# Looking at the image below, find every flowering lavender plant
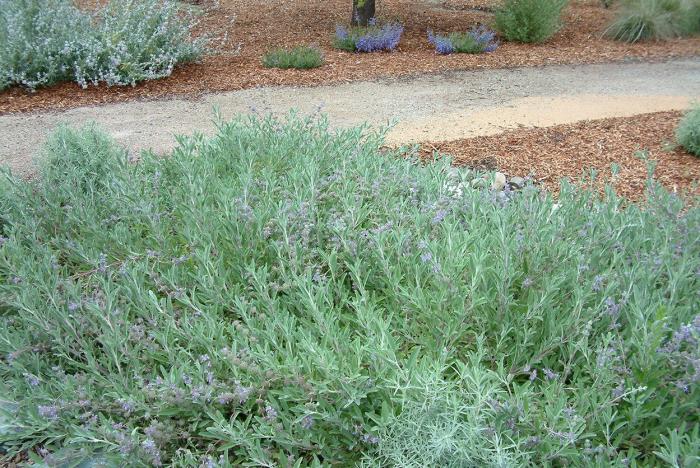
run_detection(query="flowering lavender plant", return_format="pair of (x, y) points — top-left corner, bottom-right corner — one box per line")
(333, 19), (404, 53)
(427, 26), (499, 55)
(1, 114), (699, 465)
(0, 0), (205, 91)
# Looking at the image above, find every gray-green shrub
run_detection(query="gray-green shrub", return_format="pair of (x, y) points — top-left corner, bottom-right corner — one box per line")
(677, 105), (700, 156)
(0, 115), (698, 465)
(494, 0), (568, 43)
(262, 46), (324, 69)
(0, 0), (204, 91)
(604, 0), (700, 42)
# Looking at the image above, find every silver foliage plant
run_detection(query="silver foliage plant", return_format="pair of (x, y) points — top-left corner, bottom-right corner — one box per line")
(0, 0), (205, 91)
(0, 115), (698, 465)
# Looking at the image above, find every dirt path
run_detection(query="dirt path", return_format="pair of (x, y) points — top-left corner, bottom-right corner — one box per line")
(1, 58), (698, 176)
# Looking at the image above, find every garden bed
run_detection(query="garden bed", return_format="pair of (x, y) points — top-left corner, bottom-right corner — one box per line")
(0, 0), (698, 114)
(1, 116), (698, 466)
(425, 111), (700, 200)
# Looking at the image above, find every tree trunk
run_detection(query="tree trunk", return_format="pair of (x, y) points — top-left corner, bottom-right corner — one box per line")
(351, 0), (376, 26)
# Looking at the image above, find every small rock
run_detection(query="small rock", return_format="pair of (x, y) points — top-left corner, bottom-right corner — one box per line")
(491, 172), (507, 191)
(509, 176), (526, 189)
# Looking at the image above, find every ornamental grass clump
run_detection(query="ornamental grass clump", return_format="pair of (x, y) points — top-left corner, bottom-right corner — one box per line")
(0, 0), (204, 91)
(333, 19), (404, 52)
(262, 46), (324, 69)
(604, 0), (700, 42)
(0, 114), (699, 465)
(427, 26), (499, 54)
(494, 0), (568, 43)
(676, 105), (700, 156)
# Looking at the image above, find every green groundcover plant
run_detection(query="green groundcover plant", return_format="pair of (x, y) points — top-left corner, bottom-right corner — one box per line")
(262, 46), (324, 69)
(0, 115), (699, 466)
(0, 0), (204, 91)
(494, 0), (568, 43)
(677, 105), (700, 156)
(604, 0), (700, 42)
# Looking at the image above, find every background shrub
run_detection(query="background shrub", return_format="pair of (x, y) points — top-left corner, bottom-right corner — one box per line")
(604, 0), (700, 42)
(0, 116), (699, 465)
(494, 0), (568, 43)
(334, 19), (404, 52)
(0, 0), (204, 91)
(678, 0), (700, 35)
(427, 26), (499, 54)
(677, 105), (700, 156)
(262, 46), (324, 69)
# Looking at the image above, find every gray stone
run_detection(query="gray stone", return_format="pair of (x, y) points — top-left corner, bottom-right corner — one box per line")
(509, 176), (526, 189)
(491, 172), (507, 191)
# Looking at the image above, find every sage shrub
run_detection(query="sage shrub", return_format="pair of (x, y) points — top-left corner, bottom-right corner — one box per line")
(0, 115), (698, 465)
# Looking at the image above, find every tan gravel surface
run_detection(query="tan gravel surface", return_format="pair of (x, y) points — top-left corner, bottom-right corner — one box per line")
(2, 0), (699, 114)
(1, 59), (698, 177)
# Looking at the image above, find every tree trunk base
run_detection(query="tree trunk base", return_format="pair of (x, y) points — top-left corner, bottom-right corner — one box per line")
(351, 0), (376, 26)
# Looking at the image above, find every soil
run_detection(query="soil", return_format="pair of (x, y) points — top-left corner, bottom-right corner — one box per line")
(1, 59), (698, 177)
(427, 111), (700, 200)
(1, 0), (699, 114)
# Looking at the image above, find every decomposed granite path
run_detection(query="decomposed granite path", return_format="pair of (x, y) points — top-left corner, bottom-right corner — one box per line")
(1, 58), (698, 176)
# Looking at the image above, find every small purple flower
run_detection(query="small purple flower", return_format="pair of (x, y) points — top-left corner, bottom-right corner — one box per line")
(522, 277), (534, 288)
(301, 414), (314, 429)
(605, 297), (622, 319)
(420, 251), (433, 263)
(142, 438), (162, 466)
(338, 21), (404, 53)
(217, 392), (235, 405)
(264, 405), (278, 421)
(312, 269), (326, 283)
(24, 373), (40, 387)
(335, 24), (349, 41)
(469, 25), (499, 53)
(235, 383), (252, 403)
(612, 382), (625, 399)
(592, 275), (604, 292)
(97, 253), (107, 273)
(38, 404), (59, 420)
(427, 30), (455, 54)
(427, 26), (498, 55)
(529, 369), (537, 381)
(543, 368), (559, 381)
(432, 209), (448, 224)
(362, 433), (380, 444)
(119, 399), (135, 414)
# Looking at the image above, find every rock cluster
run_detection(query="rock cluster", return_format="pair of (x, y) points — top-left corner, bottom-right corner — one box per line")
(445, 168), (531, 199)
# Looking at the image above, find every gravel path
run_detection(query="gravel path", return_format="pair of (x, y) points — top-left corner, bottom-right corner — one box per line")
(1, 58), (698, 176)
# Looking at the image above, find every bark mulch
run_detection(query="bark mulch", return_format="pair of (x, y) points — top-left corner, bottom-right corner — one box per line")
(1, 0), (699, 115)
(423, 111), (700, 200)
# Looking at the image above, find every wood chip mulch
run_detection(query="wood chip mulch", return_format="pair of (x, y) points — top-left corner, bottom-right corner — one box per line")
(1, 0), (699, 115)
(423, 111), (700, 200)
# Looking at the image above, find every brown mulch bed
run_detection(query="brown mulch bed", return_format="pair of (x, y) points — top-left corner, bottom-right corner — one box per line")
(423, 111), (700, 200)
(1, 0), (699, 115)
